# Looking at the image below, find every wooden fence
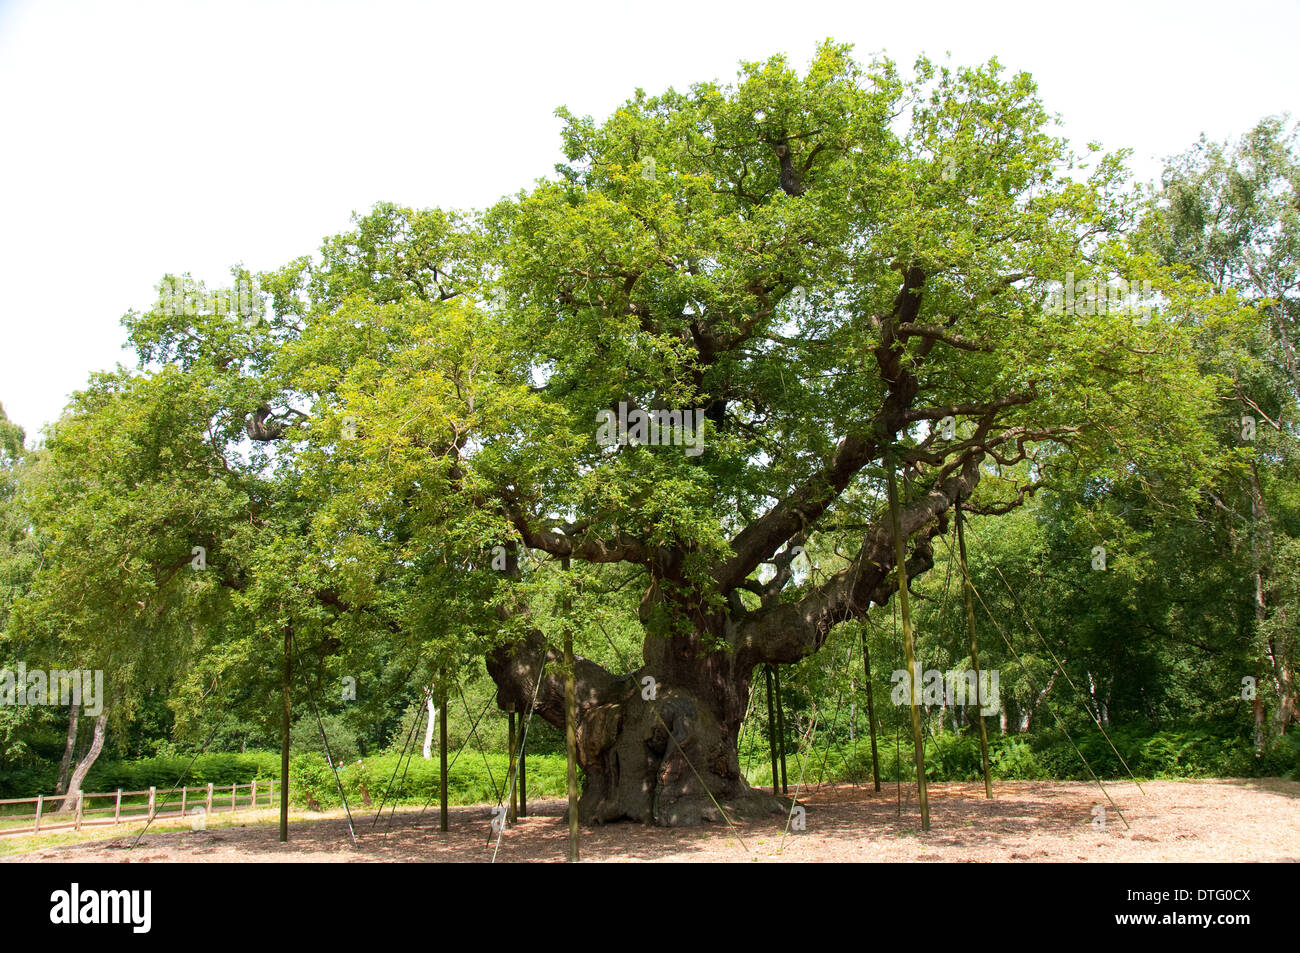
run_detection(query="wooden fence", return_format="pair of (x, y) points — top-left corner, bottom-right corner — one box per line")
(0, 779), (278, 837)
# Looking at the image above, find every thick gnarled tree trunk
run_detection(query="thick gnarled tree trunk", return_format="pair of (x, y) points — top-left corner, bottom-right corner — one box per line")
(490, 634), (781, 825)
(488, 467), (975, 826)
(575, 666), (772, 826)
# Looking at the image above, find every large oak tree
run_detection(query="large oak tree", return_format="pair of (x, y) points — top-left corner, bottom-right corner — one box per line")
(8, 44), (1221, 824)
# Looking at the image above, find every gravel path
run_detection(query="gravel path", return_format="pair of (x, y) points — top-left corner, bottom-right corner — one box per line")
(6, 779), (1297, 863)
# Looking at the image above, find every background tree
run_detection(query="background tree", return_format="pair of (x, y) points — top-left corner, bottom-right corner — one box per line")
(1134, 116), (1300, 733)
(0, 402), (45, 767)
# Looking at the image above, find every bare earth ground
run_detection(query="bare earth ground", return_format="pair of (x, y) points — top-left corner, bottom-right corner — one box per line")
(4, 779), (1297, 863)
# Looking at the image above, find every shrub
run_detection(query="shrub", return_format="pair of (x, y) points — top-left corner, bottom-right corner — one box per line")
(290, 751), (570, 812)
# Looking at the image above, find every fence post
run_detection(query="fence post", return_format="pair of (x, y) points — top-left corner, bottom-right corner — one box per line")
(206, 782), (213, 815)
(250, 779), (257, 809)
(75, 793), (84, 831)
(230, 783), (237, 812)
(34, 795), (43, 833)
(114, 789), (122, 823)
(147, 786), (156, 820)
(180, 785), (187, 816)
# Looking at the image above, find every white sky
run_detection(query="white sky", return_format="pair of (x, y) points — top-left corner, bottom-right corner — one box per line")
(1, 0), (1296, 441)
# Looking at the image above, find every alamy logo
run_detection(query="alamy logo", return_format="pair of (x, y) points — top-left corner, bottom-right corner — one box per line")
(49, 883), (151, 933)
(890, 666), (1000, 715)
(156, 277), (265, 327)
(0, 665), (103, 716)
(595, 402), (706, 457)
(1044, 272), (1155, 320)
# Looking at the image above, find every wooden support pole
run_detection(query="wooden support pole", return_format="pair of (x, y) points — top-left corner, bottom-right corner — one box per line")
(75, 792), (84, 831)
(886, 455), (929, 831)
(205, 782), (213, 816)
(512, 712), (522, 816)
(564, 634), (579, 861)
(280, 623), (291, 842)
(230, 783), (236, 813)
(860, 629), (882, 792)
(507, 707), (518, 825)
(439, 679), (449, 833)
(181, 785), (187, 816)
(562, 554), (579, 862)
(148, 786), (157, 821)
(34, 794), (43, 832)
(773, 665), (788, 794)
(765, 665), (780, 795)
(956, 499), (994, 799)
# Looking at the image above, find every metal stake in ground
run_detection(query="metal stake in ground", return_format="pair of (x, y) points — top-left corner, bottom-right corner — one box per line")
(956, 498), (994, 799)
(886, 454), (929, 831)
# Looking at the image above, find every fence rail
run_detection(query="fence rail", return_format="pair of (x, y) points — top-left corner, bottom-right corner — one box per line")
(0, 779), (278, 837)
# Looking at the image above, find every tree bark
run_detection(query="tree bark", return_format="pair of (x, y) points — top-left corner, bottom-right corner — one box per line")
(55, 705), (79, 796)
(1265, 633), (1297, 732)
(1247, 462), (1299, 732)
(57, 712), (107, 812)
(489, 628), (780, 826)
(422, 687), (438, 760)
(1019, 674), (1055, 734)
